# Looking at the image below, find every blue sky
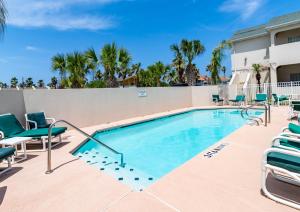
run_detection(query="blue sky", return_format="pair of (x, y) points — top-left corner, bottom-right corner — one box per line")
(0, 0), (300, 84)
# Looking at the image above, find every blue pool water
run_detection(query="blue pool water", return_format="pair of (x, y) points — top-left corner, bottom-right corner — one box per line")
(74, 109), (263, 190)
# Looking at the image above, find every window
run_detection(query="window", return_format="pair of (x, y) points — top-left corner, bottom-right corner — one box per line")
(288, 36), (300, 43)
(290, 73), (300, 82)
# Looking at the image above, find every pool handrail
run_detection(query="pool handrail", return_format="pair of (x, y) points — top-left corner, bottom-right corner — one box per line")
(46, 120), (125, 174)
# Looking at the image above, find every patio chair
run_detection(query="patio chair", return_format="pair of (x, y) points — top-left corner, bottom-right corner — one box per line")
(254, 93), (267, 104)
(0, 147), (16, 175)
(212, 95), (224, 105)
(229, 95), (245, 106)
(25, 112), (55, 130)
(289, 100), (300, 119)
(272, 94), (289, 106)
(262, 148), (300, 209)
(0, 114), (66, 151)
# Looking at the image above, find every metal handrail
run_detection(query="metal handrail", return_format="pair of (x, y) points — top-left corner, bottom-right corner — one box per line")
(240, 106), (260, 126)
(46, 120), (125, 174)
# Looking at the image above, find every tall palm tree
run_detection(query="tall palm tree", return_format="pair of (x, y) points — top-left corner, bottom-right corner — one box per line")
(118, 48), (132, 87)
(49, 77), (58, 89)
(37, 80), (44, 88)
(51, 54), (67, 86)
(252, 63), (262, 93)
(100, 43), (118, 87)
(170, 44), (185, 84)
(66, 52), (88, 88)
(180, 39), (205, 86)
(0, 0), (7, 35)
(207, 40), (231, 84)
(25, 77), (34, 88)
(147, 61), (170, 87)
(85, 48), (99, 81)
(10, 77), (18, 88)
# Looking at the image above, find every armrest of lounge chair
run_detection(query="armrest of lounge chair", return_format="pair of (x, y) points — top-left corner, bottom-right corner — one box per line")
(45, 117), (55, 124)
(0, 131), (4, 140)
(279, 132), (300, 138)
(272, 136), (300, 152)
(26, 119), (38, 130)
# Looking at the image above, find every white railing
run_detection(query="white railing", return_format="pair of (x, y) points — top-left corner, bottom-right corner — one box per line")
(240, 81), (300, 102)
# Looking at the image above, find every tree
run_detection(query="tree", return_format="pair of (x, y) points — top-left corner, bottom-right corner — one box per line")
(180, 39), (205, 86)
(0, 0), (6, 35)
(131, 63), (142, 86)
(138, 62), (170, 87)
(48, 77), (58, 89)
(207, 40), (231, 84)
(66, 52), (89, 88)
(25, 77), (34, 88)
(10, 77), (18, 88)
(100, 43), (118, 87)
(117, 48), (132, 87)
(95, 71), (103, 81)
(37, 80), (44, 88)
(252, 64), (262, 93)
(52, 54), (67, 87)
(85, 48), (100, 81)
(170, 44), (185, 83)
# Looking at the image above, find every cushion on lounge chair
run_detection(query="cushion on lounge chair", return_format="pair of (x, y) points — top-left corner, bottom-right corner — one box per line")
(278, 139), (300, 151)
(267, 152), (300, 174)
(0, 147), (16, 160)
(27, 112), (50, 129)
(288, 123), (300, 134)
(255, 94), (267, 102)
(230, 95), (245, 102)
(291, 101), (300, 112)
(15, 127), (67, 138)
(0, 114), (25, 138)
(212, 95), (223, 102)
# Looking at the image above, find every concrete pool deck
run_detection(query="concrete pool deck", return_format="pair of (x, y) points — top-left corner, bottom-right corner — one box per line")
(0, 106), (299, 212)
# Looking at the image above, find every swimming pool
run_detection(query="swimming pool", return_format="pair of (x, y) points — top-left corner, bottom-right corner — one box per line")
(73, 109), (263, 190)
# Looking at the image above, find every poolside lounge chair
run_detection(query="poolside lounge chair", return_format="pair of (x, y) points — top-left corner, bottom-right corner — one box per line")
(25, 112), (55, 130)
(254, 93), (267, 105)
(0, 147), (16, 175)
(212, 95), (224, 105)
(289, 100), (300, 119)
(262, 148), (300, 209)
(272, 94), (289, 106)
(0, 114), (66, 151)
(229, 95), (245, 106)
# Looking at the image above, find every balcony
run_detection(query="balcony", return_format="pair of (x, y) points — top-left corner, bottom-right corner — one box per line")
(270, 41), (300, 66)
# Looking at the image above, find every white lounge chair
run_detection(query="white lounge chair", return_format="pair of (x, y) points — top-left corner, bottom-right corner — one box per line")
(262, 148), (300, 209)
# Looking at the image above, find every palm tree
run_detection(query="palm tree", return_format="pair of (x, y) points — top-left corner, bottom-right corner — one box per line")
(147, 61), (170, 87)
(66, 52), (89, 88)
(252, 64), (262, 93)
(170, 44), (185, 84)
(0, 0), (6, 35)
(95, 71), (103, 80)
(37, 80), (44, 88)
(48, 77), (58, 89)
(10, 77), (18, 88)
(25, 77), (34, 88)
(207, 40), (231, 84)
(100, 43), (118, 87)
(180, 39), (205, 86)
(85, 48), (99, 81)
(51, 54), (67, 87)
(118, 48), (132, 87)
(131, 63), (142, 86)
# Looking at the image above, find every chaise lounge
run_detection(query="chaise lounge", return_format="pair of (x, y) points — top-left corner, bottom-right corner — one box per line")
(229, 95), (245, 106)
(0, 113), (67, 151)
(0, 147), (16, 175)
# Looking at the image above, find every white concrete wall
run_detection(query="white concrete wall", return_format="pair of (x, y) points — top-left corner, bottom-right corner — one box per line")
(0, 90), (26, 124)
(22, 88), (193, 127)
(231, 35), (270, 72)
(270, 42), (300, 66)
(191, 86), (219, 107)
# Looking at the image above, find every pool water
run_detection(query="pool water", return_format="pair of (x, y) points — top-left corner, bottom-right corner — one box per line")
(74, 109), (263, 190)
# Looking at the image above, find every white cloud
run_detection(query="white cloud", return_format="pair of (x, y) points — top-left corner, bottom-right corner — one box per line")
(25, 46), (39, 51)
(219, 0), (265, 20)
(6, 0), (120, 30)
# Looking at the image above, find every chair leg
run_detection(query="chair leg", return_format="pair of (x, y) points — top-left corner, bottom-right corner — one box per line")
(42, 138), (46, 151)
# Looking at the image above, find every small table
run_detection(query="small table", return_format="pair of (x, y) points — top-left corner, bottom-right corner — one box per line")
(0, 137), (31, 163)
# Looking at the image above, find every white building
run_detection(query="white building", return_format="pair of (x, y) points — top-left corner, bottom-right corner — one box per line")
(230, 11), (300, 88)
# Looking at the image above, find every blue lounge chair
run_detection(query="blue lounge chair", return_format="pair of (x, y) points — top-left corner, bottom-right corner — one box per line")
(0, 147), (16, 175)
(0, 114), (66, 151)
(272, 94), (288, 106)
(229, 95), (245, 106)
(262, 148), (300, 209)
(254, 93), (267, 104)
(212, 95), (224, 105)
